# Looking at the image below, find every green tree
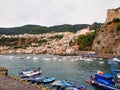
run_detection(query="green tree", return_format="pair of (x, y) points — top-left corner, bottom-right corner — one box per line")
(77, 31), (97, 50)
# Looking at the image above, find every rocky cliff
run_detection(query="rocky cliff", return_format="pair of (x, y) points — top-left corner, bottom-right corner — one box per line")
(92, 7), (120, 55)
(106, 7), (120, 22)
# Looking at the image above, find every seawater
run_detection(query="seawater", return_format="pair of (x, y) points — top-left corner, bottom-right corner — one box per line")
(0, 54), (111, 90)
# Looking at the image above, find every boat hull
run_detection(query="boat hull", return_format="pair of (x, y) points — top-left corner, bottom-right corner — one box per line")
(87, 79), (119, 90)
(43, 77), (55, 84)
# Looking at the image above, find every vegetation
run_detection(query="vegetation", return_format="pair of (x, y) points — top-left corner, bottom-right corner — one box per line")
(0, 23), (102, 35)
(77, 31), (98, 50)
(0, 37), (48, 48)
(116, 24), (120, 31)
(107, 21), (112, 25)
(97, 40), (101, 44)
(37, 39), (47, 45)
(49, 35), (64, 39)
(0, 37), (18, 46)
(112, 18), (120, 23)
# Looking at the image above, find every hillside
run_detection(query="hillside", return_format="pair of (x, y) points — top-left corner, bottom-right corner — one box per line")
(0, 23), (102, 35)
(92, 19), (120, 54)
(92, 7), (120, 55)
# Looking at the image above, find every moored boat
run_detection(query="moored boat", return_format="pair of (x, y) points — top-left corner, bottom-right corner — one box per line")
(31, 76), (45, 84)
(86, 71), (119, 90)
(52, 80), (74, 87)
(43, 77), (55, 83)
(52, 80), (87, 90)
(18, 67), (42, 77)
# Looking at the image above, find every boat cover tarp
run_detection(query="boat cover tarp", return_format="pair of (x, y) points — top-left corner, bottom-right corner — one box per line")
(95, 74), (113, 85)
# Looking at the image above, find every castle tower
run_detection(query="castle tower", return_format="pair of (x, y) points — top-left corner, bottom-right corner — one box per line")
(106, 7), (120, 22)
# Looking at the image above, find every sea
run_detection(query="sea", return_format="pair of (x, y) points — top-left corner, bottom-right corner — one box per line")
(0, 54), (112, 90)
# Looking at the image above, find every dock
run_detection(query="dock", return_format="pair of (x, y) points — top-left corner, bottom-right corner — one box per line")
(0, 66), (8, 75)
(0, 66), (47, 90)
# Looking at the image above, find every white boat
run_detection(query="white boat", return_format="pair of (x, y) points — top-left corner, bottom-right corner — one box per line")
(19, 67), (42, 77)
(21, 71), (42, 77)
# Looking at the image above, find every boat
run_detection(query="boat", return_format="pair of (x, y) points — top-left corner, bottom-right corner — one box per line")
(52, 80), (86, 90)
(75, 86), (87, 90)
(66, 86), (86, 90)
(87, 56), (120, 90)
(18, 67), (42, 77)
(43, 77), (55, 83)
(30, 76), (55, 84)
(87, 71), (120, 90)
(20, 76), (33, 81)
(31, 77), (45, 84)
(52, 80), (74, 87)
(109, 56), (120, 88)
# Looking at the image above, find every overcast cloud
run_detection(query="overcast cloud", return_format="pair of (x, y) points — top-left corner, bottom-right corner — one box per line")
(0, 0), (120, 27)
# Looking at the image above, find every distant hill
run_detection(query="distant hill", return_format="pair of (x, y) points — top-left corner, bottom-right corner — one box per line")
(0, 23), (102, 35)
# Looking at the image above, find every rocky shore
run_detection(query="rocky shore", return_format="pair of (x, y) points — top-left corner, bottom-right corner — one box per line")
(0, 46), (116, 59)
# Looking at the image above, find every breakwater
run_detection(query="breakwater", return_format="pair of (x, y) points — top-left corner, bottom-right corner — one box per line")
(0, 66), (47, 90)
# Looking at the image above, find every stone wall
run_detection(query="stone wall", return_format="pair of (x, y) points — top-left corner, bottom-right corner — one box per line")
(106, 7), (120, 22)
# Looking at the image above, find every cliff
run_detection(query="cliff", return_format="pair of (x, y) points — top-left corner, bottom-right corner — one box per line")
(92, 7), (120, 55)
(106, 7), (120, 22)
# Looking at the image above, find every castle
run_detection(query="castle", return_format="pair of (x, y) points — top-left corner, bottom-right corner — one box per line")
(106, 7), (120, 22)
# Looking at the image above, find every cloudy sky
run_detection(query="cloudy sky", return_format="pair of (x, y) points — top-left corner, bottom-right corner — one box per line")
(0, 0), (120, 27)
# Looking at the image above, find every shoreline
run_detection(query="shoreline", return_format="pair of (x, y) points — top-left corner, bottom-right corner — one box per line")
(0, 51), (117, 59)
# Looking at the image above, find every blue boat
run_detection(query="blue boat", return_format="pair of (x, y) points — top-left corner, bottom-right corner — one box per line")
(87, 56), (120, 90)
(31, 77), (45, 84)
(43, 77), (55, 84)
(109, 56), (120, 88)
(52, 80), (87, 90)
(52, 80), (74, 87)
(87, 72), (119, 90)
(66, 87), (86, 90)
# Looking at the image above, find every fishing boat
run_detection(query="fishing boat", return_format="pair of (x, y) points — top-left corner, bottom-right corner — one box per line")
(87, 56), (120, 90)
(86, 71), (119, 90)
(109, 56), (120, 88)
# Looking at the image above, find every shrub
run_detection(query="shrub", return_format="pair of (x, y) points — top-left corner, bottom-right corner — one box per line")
(107, 21), (112, 25)
(49, 35), (64, 39)
(110, 30), (114, 33)
(77, 31), (97, 50)
(112, 18), (120, 23)
(116, 24), (120, 31)
(38, 39), (47, 43)
(97, 40), (101, 44)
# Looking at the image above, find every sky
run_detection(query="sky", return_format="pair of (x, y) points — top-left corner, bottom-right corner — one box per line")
(0, 0), (120, 27)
